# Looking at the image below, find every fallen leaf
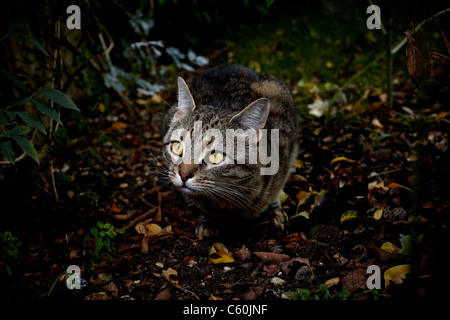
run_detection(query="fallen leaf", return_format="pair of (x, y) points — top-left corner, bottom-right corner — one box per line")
(102, 281), (119, 299)
(209, 242), (235, 264)
(271, 277), (286, 286)
(110, 203), (122, 213)
(155, 287), (171, 300)
(387, 182), (411, 191)
(183, 256), (197, 265)
(243, 286), (265, 300)
(254, 252), (290, 264)
(235, 246), (252, 262)
(110, 121), (128, 130)
(324, 277), (340, 288)
(340, 210), (358, 223)
(135, 222), (162, 236)
(162, 268), (179, 286)
(342, 268), (367, 292)
(373, 207), (384, 220)
(330, 156), (356, 166)
(381, 242), (400, 254)
(384, 264), (412, 288)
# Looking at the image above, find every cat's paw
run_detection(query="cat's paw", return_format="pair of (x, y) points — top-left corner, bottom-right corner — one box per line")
(195, 217), (219, 239)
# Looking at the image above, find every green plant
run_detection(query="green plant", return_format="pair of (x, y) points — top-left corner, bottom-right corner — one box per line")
(0, 231), (21, 275)
(0, 26), (80, 165)
(0, 231), (21, 257)
(286, 284), (351, 300)
(85, 221), (118, 265)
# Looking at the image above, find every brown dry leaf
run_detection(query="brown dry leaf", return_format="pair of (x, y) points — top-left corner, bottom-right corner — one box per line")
(110, 203), (123, 213)
(342, 268), (367, 292)
(405, 28), (419, 79)
(135, 222), (162, 236)
(235, 246), (252, 262)
(435, 19), (450, 56)
(243, 286), (265, 300)
(102, 281), (119, 299)
(254, 252), (290, 264)
(162, 267), (179, 286)
(183, 256), (197, 265)
(155, 287), (171, 300)
(280, 257), (314, 277)
(161, 267), (200, 299)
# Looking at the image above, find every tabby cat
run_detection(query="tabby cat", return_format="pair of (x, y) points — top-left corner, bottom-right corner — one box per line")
(162, 65), (298, 237)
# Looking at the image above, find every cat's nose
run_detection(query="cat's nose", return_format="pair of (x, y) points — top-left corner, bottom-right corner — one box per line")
(179, 171), (194, 182)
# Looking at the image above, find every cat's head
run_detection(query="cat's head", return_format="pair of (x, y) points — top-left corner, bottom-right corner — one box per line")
(162, 77), (270, 201)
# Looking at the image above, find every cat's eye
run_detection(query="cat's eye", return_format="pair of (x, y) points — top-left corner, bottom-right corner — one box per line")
(208, 151), (225, 164)
(170, 141), (184, 156)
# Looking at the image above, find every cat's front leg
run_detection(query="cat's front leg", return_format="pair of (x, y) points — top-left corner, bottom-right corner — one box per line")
(195, 214), (219, 239)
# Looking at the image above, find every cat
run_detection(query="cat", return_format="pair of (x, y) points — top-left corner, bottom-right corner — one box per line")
(162, 65), (298, 238)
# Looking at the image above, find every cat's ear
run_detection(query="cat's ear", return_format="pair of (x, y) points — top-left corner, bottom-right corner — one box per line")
(175, 77), (196, 121)
(230, 98), (270, 130)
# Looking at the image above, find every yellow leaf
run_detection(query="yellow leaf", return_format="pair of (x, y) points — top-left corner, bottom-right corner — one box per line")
(381, 242), (400, 254)
(324, 277), (340, 288)
(294, 159), (304, 169)
(330, 157), (356, 166)
(373, 208), (384, 220)
(135, 222), (162, 236)
(111, 121), (128, 130)
(98, 102), (106, 112)
(209, 242), (234, 264)
(146, 223), (162, 236)
(384, 265), (412, 288)
(340, 210), (358, 223)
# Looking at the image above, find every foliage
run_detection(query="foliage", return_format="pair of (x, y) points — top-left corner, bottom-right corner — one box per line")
(0, 230), (21, 257)
(286, 284), (351, 300)
(0, 26), (80, 165)
(85, 221), (119, 266)
(0, 230), (21, 276)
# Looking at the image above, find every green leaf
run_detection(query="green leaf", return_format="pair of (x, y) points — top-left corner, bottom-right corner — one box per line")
(90, 227), (99, 238)
(1, 69), (27, 93)
(7, 125), (31, 136)
(31, 98), (62, 124)
(104, 237), (111, 248)
(7, 96), (29, 109)
(18, 34), (50, 57)
(0, 140), (16, 164)
(95, 238), (104, 250)
(38, 88), (80, 111)
(0, 115), (11, 125)
(97, 221), (105, 229)
(16, 111), (46, 134)
(106, 230), (117, 238)
(11, 135), (39, 164)
(399, 234), (413, 256)
(285, 288), (311, 300)
(266, 0), (275, 8)
(340, 210), (358, 223)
